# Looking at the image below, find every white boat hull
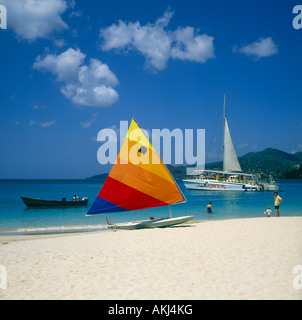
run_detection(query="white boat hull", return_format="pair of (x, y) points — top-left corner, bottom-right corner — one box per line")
(107, 216), (194, 230)
(183, 179), (262, 191)
(262, 184), (279, 191)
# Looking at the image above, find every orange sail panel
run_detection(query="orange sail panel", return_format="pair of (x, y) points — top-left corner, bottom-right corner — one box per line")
(87, 119), (185, 215)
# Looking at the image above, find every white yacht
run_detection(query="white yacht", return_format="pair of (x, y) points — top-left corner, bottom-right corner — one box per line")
(183, 95), (278, 192)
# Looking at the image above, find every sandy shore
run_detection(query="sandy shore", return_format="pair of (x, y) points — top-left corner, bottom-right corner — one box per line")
(1, 217), (302, 300)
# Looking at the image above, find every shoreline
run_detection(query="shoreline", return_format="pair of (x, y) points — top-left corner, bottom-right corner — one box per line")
(0, 215), (298, 242)
(1, 217), (302, 300)
(0, 215), (299, 242)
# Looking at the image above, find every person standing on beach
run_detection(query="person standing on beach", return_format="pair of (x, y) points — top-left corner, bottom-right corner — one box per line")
(274, 192), (283, 217)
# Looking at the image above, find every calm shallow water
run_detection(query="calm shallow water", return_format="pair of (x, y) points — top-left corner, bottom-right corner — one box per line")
(0, 179), (301, 234)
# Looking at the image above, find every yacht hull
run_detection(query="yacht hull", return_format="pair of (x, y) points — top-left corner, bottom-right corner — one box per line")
(183, 179), (263, 191)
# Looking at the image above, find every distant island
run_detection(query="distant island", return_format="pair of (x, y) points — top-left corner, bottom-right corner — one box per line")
(87, 148), (302, 180)
(86, 173), (109, 181)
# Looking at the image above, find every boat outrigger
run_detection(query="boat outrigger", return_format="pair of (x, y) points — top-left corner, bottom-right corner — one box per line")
(183, 95), (279, 192)
(86, 118), (194, 230)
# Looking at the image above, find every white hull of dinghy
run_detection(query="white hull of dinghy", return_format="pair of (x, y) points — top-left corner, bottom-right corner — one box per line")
(107, 215), (194, 230)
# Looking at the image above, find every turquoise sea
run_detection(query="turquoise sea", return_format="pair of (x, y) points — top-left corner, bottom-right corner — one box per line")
(0, 179), (301, 235)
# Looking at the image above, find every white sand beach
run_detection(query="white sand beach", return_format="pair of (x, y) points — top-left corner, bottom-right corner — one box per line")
(1, 217), (302, 300)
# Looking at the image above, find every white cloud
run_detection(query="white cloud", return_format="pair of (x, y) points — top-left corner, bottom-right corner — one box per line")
(234, 37), (278, 59)
(81, 113), (98, 128)
(171, 27), (214, 63)
(33, 103), (48, 110)
(54, 38), (67, 47)
(29, 119), (57, 128)
(2, 0), (68, 41)
(238, 142), (249, 149)
(69, 0), (82, 18)
(33, 48), (119, 107)
(100, 9), (215, 71)
(34, 48), (85, 82)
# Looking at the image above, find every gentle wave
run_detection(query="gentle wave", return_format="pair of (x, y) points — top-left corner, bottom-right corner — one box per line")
(15, 224), (108, 235)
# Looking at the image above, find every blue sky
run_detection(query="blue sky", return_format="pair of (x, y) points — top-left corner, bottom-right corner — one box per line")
(0, 0), (301, 179)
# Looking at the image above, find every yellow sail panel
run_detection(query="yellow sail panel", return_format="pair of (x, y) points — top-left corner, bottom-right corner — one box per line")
(126, 119), (153, 149)
(118, 124), (175, 185)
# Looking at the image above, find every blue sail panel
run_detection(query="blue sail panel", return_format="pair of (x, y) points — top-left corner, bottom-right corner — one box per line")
(87, 196), (128, 215)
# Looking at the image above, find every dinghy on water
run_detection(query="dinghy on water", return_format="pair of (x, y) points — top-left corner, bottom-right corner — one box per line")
(86, 118), (194, 230)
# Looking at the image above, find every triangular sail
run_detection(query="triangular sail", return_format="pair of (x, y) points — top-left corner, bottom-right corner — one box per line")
(223, 117), (242, 172)
(87, 119), (186, 215)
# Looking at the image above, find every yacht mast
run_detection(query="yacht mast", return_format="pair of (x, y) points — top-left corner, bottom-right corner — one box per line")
(223, 94), (226, 120)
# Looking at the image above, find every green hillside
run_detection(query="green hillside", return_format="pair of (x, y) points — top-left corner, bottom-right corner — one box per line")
(87, 148), (302, 180)
(207, 148), (302, 178)
(171, 148), (302, 179)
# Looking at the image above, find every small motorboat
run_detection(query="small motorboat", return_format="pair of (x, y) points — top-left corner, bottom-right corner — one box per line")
(21, 196), (88, 208)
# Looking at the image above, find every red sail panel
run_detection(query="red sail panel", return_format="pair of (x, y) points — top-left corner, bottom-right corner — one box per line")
(99, 176), (168, 211)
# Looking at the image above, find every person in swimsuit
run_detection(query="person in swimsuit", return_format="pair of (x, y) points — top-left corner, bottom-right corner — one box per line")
(207, 202), (213, 214)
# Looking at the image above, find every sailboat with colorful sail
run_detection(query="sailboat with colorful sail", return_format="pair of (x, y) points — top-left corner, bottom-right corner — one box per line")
(86, 118), (194, 230)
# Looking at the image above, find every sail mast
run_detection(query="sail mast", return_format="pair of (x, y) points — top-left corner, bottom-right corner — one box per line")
(223, 94), (226, 120)
(169, 205), (172, 219)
